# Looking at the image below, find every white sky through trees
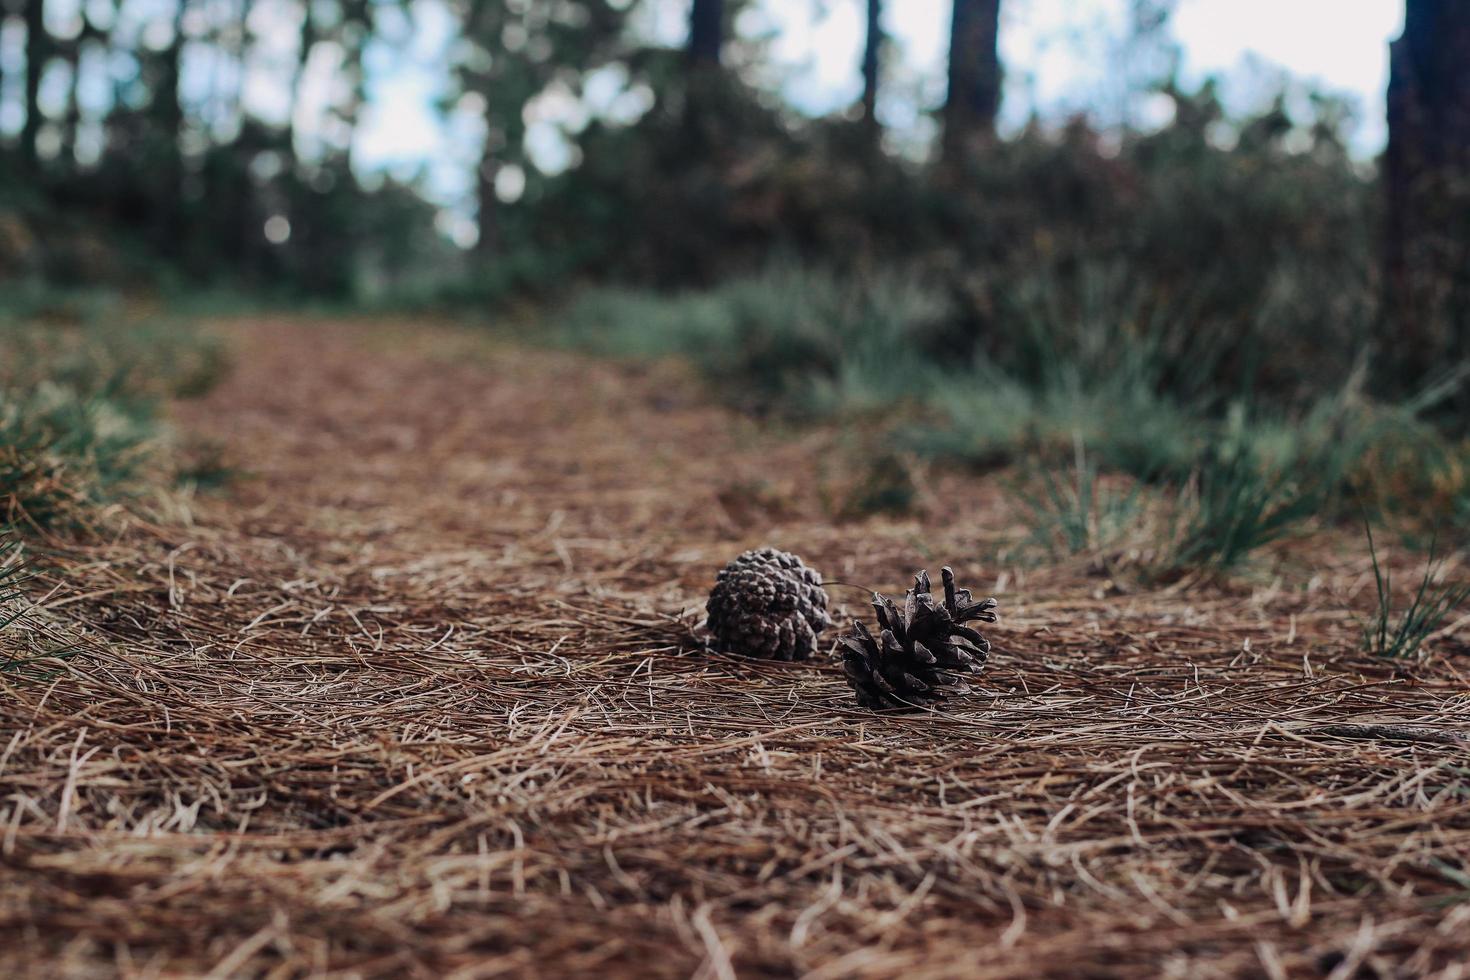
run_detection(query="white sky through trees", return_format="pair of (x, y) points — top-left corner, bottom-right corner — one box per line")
(344, 0), (1402, 222)
(9, 0), (1396, 231)
(760, 0), (1401, 145)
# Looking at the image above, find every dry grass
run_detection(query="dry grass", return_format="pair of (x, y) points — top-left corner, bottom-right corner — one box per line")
(4, 317), (1470, 978)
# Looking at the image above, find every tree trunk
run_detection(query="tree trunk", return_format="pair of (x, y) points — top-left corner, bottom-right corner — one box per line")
(223, 0), (251, 135)
(289, 0), (317, 161)
(60, 35), (85, 168)
(337, 0), (371, 172)
(22, 0), (48, 170)
(688, 0), (723, 68)
(861, 0), (883, 132)
(942, 0), (1002, 166)
(1384, 0), (1470, 378)
(474, 146), (499, 257)
(147, 0), (188, 252)
(155, 1), (186, 140)
(684, 0), (725, 143)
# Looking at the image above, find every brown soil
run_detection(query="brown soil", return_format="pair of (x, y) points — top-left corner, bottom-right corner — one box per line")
(4, 317), (1470, 978)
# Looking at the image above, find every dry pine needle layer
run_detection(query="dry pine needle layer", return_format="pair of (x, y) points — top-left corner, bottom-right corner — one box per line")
(4, 319), (1470, 978)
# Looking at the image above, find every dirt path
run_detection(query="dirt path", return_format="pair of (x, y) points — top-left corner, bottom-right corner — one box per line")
(5, 317), (1470, 978)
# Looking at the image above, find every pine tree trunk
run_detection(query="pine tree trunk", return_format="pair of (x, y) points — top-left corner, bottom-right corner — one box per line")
(684, 0), (725, 148)
(475, 148), (499, 257)
(942, 0), (1002, 166)
(338, 0), (371, 172)
(688, 0), (723, 68)
(289, 0), (317, 161)
(149, 0), (188, 251)
(1384, 0), (1470, 376)
(861, 0), (883, 134)
(153, 0), (187, 145)
(60, 35), (83, 168)
(22, 0), (48, 171)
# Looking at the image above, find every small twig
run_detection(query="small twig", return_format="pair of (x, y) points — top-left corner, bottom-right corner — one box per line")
(1311, 723), (1470, 747)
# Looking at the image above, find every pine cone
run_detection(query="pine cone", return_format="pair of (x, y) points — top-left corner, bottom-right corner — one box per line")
(842, 567), (996, 710)
(705, 548), (832, 661)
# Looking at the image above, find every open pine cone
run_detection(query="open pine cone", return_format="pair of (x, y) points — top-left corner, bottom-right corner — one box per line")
(705, 548), (831, 661)
(841, 566), (996, 710)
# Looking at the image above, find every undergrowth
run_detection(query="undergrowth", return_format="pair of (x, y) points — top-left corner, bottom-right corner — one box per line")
(558, 264), (1470, 572)
(0, 533), (49, 676)
(0, 534), (27, 628)
(1011, 437), (1143, 558)
(0, 289), (225, 528)
(557, 268), (944, 416)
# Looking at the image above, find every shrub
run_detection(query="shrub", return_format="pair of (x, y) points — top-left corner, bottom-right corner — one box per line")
(557, 266), (945, 416)
(550, 250), (1465, 562)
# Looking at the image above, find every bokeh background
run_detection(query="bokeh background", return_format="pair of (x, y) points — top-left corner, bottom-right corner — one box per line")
(0, 0), (1411, 294)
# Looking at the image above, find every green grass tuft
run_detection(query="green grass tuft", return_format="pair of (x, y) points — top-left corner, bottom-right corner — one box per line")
(1362, 524), (1470, 660)
(1165, 445), (1330, 572)
(556, 267), (944, 417)
(1010, 437), (1144, 557)
(0, 534), (28, 630)
(0, 295), (226, 528)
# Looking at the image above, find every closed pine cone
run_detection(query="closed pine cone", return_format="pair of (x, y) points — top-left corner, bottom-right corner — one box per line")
(705, 548), (831, 661)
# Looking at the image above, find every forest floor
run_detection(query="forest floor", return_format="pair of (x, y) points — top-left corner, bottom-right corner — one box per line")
(5, 316), (1470, 978)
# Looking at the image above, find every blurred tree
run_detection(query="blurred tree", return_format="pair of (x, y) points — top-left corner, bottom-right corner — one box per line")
(861, 0), (883, 137)
(288, 0), (317, 160)
(456, 0), (519, 256)
(147, 0), (189, 248)
(1385, 0), (1470, 379)
(450, 0), (631, 257)
(21, 0), (46, 170)
(684, 0), (727, 143)
(338, 0), (373, 172)
(158, 2), (187, 144)
(942, 0), (1002, 164)
(689, 0), (723, 67)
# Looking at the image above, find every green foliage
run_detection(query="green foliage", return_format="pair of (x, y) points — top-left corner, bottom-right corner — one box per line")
(1164, 441), (1332, 572)
(0, 533), (80, 678)
(838, 452), (920, 519)
(534, 67), (1408, 548)
(557, 266), (944, 416)
(553, 256), (1470, 571)
(1362, 524), (1470, 660)
(537, 72), (1375, 374)
(0, 535), (28, 631)
(0, 296), (224, 528)
(1011, 438), (1144, 557)
(0, 384), (155, 528)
